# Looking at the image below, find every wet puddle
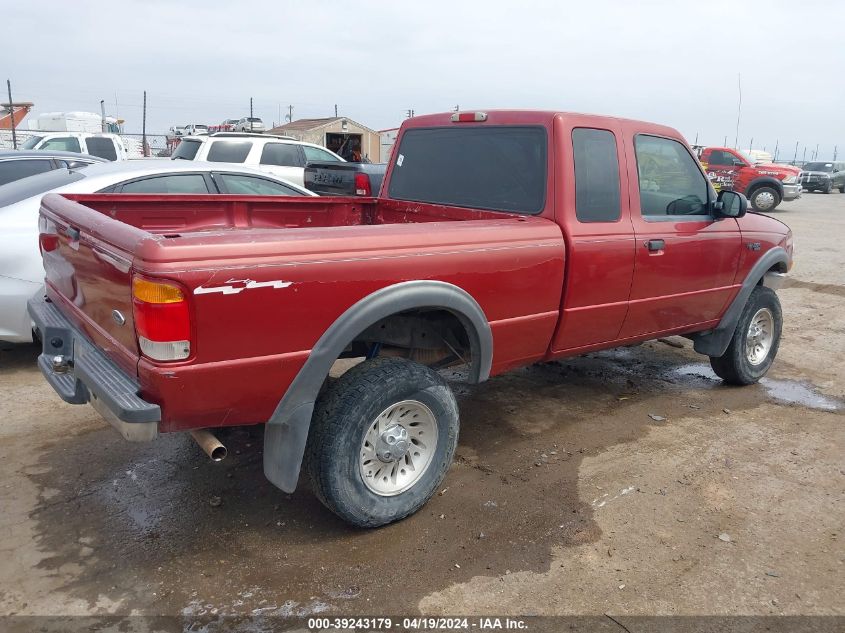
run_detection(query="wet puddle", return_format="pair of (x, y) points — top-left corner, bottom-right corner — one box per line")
(670, 364), (843, 412)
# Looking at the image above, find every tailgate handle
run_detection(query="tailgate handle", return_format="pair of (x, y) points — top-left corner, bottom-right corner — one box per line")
(66, 226), (81, 241)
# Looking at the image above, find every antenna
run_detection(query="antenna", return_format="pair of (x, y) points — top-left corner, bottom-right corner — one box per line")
(734, 73), (742, 149)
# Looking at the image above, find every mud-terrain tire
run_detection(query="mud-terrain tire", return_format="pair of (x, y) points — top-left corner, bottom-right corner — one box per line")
(749, 186), (781, 212)
(305, 357), (459, 528)
(709, 286), (782, 385)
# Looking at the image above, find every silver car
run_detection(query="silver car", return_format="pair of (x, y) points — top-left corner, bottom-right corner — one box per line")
(0, 161), (314, 343)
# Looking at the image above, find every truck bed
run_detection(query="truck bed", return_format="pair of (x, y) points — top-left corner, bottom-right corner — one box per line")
(39, 192), (565, 432)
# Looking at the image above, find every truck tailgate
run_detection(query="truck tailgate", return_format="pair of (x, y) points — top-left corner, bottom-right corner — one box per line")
(39, 193), (143, 375)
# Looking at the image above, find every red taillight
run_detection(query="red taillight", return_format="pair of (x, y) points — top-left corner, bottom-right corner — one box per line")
(38, 217), (59, 254)
(354, 172), (372, 196)
(451, 111), (488, 123)
(39, 234), (59, 254)
(132, 276), (191, 361)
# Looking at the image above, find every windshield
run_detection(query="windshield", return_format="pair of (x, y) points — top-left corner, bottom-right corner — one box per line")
(0, 168), (86, 208)
(171, 139), (202, 160)
(21, 136), (44, 149)
(803, 162), (834, 172)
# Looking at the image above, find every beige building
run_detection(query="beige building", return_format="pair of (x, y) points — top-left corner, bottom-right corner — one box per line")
(267, 117), (380, 162)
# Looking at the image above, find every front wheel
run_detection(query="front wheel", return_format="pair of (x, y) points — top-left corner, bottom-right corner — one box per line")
(709, 286), (782, 385)
(305, 357), (459, 528)
(749, 186), (781, 212)
(823, 181), (833, 194)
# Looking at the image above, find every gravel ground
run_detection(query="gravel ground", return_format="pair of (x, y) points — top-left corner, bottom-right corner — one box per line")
(0, 191), (842, 625)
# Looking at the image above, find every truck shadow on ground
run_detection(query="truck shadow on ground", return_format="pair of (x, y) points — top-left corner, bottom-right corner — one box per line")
(23, 341), (788, 616)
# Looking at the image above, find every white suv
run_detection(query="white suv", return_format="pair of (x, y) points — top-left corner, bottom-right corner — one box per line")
(235, 117), (265, 133)
(171, 132), (344, 186)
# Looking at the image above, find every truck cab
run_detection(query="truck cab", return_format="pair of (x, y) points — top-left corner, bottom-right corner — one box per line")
(699, 146), (801, 212)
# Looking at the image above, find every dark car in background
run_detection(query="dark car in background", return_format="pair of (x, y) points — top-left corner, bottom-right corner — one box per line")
(0, 150), (106, 187)
(800, 161), (845, 193)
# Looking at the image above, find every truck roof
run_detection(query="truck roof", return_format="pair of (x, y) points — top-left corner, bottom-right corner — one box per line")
(403, 110), (682, 138)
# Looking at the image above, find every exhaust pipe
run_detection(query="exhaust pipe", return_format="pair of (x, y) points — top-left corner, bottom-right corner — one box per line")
(190, 429), (227, 462)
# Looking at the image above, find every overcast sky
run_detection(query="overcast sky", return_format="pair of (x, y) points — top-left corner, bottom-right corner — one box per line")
(7, 0), (844, 159)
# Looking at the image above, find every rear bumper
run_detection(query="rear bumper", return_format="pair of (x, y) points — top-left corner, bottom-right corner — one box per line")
(782, 183), (802, 201)
(27, 295), (160, 441)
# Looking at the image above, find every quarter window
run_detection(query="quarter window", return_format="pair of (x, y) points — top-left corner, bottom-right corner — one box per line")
(572, 128), (621, 222)
(635, 135), (709, 217)
(260, 143), (303, 167)
(303, 145), (340, 163)
(206, 141), (252, 163)
(85, 137), (118, 161)
(215, 173), (300, 195)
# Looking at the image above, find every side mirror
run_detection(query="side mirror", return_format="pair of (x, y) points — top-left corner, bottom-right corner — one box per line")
(715, 190), (747, 218)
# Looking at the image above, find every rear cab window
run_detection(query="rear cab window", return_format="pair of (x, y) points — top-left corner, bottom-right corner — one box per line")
(388, 126), (546, 214)
(206, 141), (252, 163)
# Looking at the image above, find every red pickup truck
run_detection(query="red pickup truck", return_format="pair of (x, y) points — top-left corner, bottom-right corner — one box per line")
(698, 146), (802, 212)
(29, 110), (793, 527)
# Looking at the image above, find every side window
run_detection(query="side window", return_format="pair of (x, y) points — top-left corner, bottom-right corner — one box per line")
(0, 159), (54, 186)
(119, 174), (210, 194)
(635, 135), (709, 218)
(572, 128), (621, 223)
(707, 150), (740, 166)
(260, 143), (303, 167)
(302, 145), (340, 163)
(206, 141), (252, 163)
(215, 173), (300, 196)
(40, 137), (81, 153)
(85, 137), (118, 161)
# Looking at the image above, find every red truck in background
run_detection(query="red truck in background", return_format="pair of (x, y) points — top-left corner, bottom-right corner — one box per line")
(29, 110), (793, 527)
(698, 146), (802, 212)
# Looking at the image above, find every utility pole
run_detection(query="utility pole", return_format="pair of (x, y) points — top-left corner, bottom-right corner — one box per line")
(802, 146), (807, 164)
(814, 143), (819, 160)
(773, 139), (779, 161)
(250, 97), (254, 132)
(724, 135), (728, 147)
(834, 145), (838, 161)
(142, 90), (148, 156)
(406, 109), (415, 118)
(100, 100), (107, 132)
(334, 104), (338, 117)
(749, 137), (753, 151)
(287, 105), (293, 123)
(6, 79), (17, 149)
(694, 132), (698, 145)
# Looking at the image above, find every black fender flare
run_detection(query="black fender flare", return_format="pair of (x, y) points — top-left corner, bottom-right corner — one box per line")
(263, 280), (493, 492)
(745, 176), (784, 199)
(691, 247), (788, 357)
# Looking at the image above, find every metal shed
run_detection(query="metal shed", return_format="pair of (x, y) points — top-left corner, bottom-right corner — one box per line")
(268, 117), (381, 163)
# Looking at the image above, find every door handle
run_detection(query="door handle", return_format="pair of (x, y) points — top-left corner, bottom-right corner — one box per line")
(645, 239), (665, 252)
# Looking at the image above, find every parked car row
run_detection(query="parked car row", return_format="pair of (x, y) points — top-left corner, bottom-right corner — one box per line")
(171, 118), (267, 136)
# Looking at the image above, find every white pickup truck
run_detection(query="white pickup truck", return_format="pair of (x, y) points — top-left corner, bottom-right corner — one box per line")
(21, 132), (132, 161)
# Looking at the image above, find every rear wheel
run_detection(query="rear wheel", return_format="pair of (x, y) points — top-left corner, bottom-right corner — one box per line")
(709, 286), (782, 385)
(305, 357), (459, 528)
(749, 186), (781, 212)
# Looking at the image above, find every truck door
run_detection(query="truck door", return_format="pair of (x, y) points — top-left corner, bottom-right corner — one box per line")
(551, 119), (636, 352)
(619, 134), (741, 338)
(701, 148), (743, 193)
